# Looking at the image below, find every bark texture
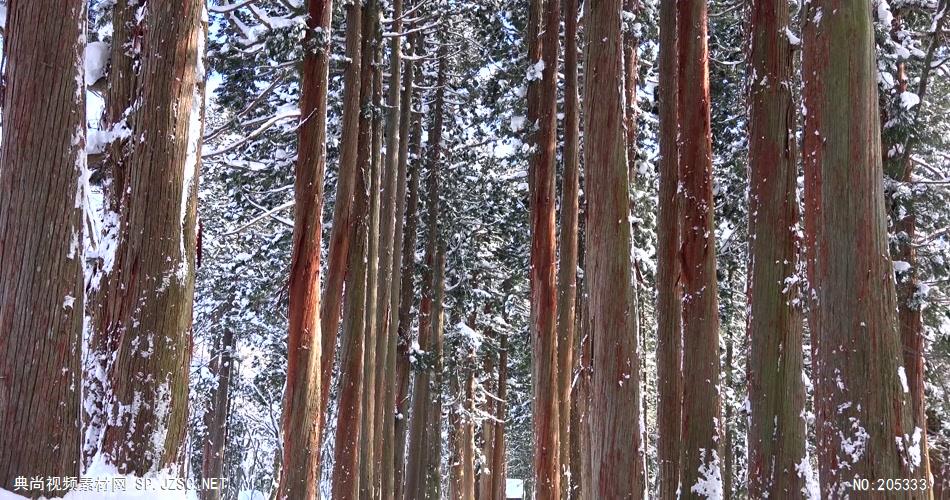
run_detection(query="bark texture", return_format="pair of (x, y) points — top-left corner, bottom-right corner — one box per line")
(656, 0), (684, 496)
(802, 1), (927, 496)
(583, 0), (645, 496)
(94, 0), (205, 475)
(556, 0), (581, 494)
(0, 0), (86, 492)
(746, 0), (806, 497)
(676, 0), (723, 496)
(527, 0), (562, 496)
(279, 0), (332, 496)
(320, 0), (364, 420)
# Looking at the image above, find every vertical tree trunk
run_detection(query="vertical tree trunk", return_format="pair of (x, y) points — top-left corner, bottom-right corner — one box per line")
(675, 0), (723, 496)
(360, 10), (384, 496)
(491, 334), (509, 500)
(376, 3), (406, 498)
(570, 290), (592, 500)
(405, 46), (449, 500)
(0, 0), (85, 492)
(583, 0), (645, 496)
(656, 0), (684, 496)
(279, 0), (332, 496)
(527, 0), (562, 495)
(394, 91), (423, 500)
(746, 0), (806, 497)
(320, 0), (365, 420)
(94, 0), (206, 475)
(422, 48), (449, 500)
(802, 2), (926, 496)
(333, 5), (378, 495)
(202, 329), (235, 500)
(477, 329), (496, 500)
(557, 0), (581, 495)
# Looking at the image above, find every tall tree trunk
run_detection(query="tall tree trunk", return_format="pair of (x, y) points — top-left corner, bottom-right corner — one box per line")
(527, 0), (561, 495)
(360, 11), (384, 497)
(656, 0), (684, 496)
(422, 47), (449, 500)
(556, 0), (581, 495)
(582, 0), (645, 496)
(477, 328), (496, 500)
(94, 0), (206, 475)
(320, 0), (365, 420)
(491, 334), (509, 500)
(675, 0), (723, 496)
(0, 0), (85, 492)
(332, 5), (378, 495)
(802, 2), (927, 496)
(405, 46), (449, 500)
(376, 3), (406, 498)
(746, 0), (806, 496)
(570, 289), (592, 500)
(394, 86), (423, 500)
(279, 0), (333, 496)
(202, 329), (235, 500)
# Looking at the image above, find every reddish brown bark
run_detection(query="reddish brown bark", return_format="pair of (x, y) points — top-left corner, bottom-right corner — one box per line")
(675, 0), (723, 495)
(376, 3), (406, 498)
(94, 0), (205, 475)
(556, 0), (581, 495)
(0, 0), (86, 492)
(802, 1), (926, 496)
(656, 0), (684, 496)
(745, 0), (806, 497)
(583, 0), (645, 496)
(394, 90), (423, 500)
(320, 0), (364, 421)
(278, 0), (333, 497)
(360, 12), (384, 497)
(527, 0), (561, 495)
(332, 4), (378, 497)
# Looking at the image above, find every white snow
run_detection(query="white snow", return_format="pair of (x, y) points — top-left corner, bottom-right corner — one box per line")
(505, 479), (524, 498)
(525, 60), (545, 82)
(898, 366), (910, 393)
(893, 260), (912, 273)
(690, 448), (723, 499)
(900, 91), (921, 109)
(784, 27), (800, 46)
(877, 0), (894, 26)
(84, 42), (111, 85)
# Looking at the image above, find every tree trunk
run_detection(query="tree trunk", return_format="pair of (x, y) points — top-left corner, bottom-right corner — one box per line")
(320, 0), (365, 422)
(477, 329), (496, 500)
(376, 3), (406, 498)
(570, 289), (592, 500)
(279, 0), (332, 496)
(360, 9), (383, 497)
(746, 0), (806, 496)
(491, 334), (509, 500)
(202, 329), (235, 500)
(582, 0), (645, 496)
(675, 0), (723, 496)
(394, 84), (423, 500)
(802, 2), (926, 496)
(655, 0), (683, 496)
(94, 0), (206, 475)
(527, 0), (561, 495)
(0, 0), (85, 492)
(405, 46), (448, 500)
(332, 5), (377, 495)
(556, 0), (581, 495)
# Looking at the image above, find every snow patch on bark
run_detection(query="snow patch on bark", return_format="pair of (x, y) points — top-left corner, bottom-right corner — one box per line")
(690, 448), (723, 499)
